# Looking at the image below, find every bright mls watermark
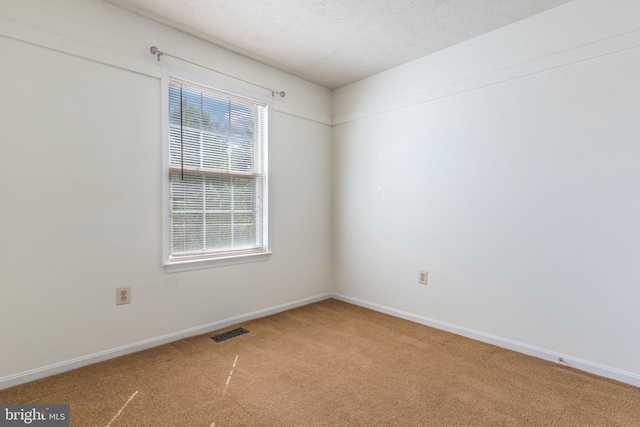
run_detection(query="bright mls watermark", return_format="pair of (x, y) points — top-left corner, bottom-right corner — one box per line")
(0, 405), (68, 426)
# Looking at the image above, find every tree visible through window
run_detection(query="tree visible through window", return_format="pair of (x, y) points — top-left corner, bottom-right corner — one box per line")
(164, 75), (269, 268)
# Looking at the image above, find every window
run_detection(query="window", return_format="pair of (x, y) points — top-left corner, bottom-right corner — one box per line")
(162, 71), (271, 272)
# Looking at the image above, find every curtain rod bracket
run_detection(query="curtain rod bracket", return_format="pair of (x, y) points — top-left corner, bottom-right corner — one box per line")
(149, 46), (161, 61)
(149, 45), (286, 97)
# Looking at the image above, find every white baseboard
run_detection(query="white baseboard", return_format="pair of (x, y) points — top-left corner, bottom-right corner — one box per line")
(3, 292), (638, 390)
(332, 293), (640, 388)
(0, 293), (333, 390)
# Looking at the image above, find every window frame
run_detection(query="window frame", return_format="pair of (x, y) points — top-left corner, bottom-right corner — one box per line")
(161, 68), (272, 273)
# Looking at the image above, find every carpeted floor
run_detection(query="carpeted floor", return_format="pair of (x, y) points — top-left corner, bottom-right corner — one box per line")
(1, 299), (639, 426)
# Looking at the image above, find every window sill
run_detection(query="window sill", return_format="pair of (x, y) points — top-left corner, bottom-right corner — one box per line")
(164, 252), (272, 273)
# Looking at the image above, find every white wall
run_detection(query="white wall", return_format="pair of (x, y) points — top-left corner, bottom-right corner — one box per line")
(3, 0), (640, 389)
(332, 0), (640, 382)
(0, 0), (332, 384)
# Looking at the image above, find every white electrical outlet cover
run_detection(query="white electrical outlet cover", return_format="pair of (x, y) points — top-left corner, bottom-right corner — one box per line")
(116, 286), (131, 305)
(418, 270), (428, 285)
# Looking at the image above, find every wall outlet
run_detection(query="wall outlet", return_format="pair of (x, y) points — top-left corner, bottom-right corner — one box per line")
(418, 270), (428, 285)
(116, 286), (131, 305)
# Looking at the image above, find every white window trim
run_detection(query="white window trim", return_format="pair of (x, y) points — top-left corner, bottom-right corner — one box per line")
(161, 68), (272, 272)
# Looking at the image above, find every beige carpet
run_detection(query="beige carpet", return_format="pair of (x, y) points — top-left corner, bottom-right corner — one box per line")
(1, 299), (639, 426)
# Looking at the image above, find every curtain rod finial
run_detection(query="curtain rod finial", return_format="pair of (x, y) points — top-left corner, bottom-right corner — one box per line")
(150, 46), (161, 61)
(273, 91), (285, 98)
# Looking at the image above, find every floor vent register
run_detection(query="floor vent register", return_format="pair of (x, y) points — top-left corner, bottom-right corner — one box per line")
(211, 327), (249, 342)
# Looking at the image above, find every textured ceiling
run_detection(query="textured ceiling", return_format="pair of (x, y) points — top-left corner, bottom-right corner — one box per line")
(103, 0), (570, 89)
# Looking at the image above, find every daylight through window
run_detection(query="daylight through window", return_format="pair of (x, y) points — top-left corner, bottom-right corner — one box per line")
(164, 75), (269, 269)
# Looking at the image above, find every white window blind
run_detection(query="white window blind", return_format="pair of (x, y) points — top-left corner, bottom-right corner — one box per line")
(165, 75), (269, 267)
